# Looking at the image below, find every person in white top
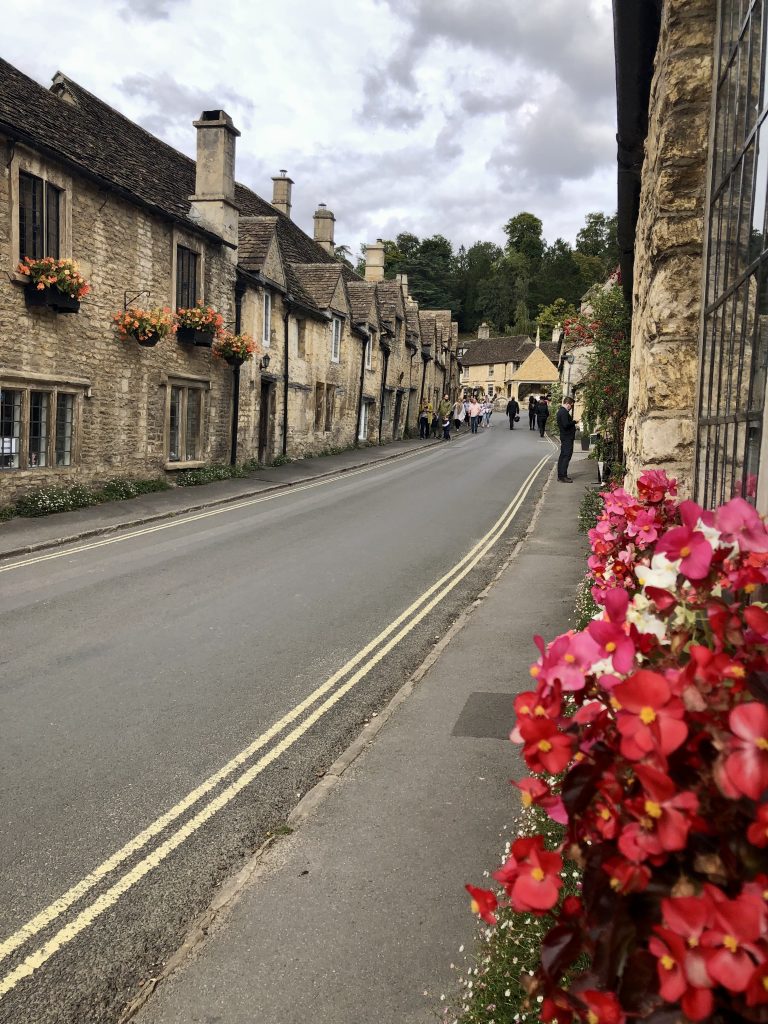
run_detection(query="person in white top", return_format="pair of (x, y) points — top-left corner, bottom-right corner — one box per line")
(468, 398), (482, 433)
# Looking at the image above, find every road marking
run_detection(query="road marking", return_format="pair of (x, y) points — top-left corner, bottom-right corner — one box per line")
(0, 448), (439, 575)
(0, 453), (550, 998)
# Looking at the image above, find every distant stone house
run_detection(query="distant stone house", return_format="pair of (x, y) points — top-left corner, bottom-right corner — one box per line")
(0, 59), (459, 504)
(459, 323), (560, 402)
(614, 0), (768, 509)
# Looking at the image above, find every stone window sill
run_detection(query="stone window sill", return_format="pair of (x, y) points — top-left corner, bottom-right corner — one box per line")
(165, 460), (206, 471)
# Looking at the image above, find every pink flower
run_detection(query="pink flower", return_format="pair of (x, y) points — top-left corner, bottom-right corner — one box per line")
(612, 670), (688, 761)
(716, 496), (768, 553)
(722, 702), (768, 800)
(655, 502), (713, 580)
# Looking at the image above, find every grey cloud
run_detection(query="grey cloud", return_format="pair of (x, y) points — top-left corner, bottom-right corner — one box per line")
(119, 0), (185, 21)
(458, 89), (526, 117)
(120, 72), (255, 139)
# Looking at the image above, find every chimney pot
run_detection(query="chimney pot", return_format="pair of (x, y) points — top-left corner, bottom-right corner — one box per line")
(478, 322), (490, 340)
(314, 204), (336, 254)
(365, 239), (386, 283)
(271, 171), (294, 218)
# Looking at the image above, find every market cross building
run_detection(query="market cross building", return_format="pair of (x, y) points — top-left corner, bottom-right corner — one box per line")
(0, 59), (459, 505)
(459, 322), (560, 402)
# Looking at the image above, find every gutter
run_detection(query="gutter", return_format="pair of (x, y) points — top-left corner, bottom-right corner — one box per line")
(612, 0), (662, 302)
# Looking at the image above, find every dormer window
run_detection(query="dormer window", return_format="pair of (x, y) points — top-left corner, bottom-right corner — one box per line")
(331, 316), (342, 362)
(19, 172), (61, 260)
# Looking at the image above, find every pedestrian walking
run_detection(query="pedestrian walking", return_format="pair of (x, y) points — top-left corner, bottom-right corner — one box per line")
(536, 395), (549, 438)
(419, 400), (432, 439)
(482, 399), (493, 428)
(442, 415), (451, 441)
(437, 394), (452, 429)
(452, 398), (465, 432)
(505, 396), (520, 430)
(431, 409), (441, 438)
(468, 397), (481, 433)
(463, 397), (471, 430)
(556, 396), (577, 482)
(528, 395), (537, 431)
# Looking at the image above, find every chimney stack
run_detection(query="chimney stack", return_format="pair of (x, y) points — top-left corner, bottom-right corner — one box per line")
(313, 203), (335, 254)
(365, 239), (385, 282)
(478, 322), (490, 340)
(189, 109), (240, 246)
(395, 272), (408, 297)
(536, 325), (541, 348)
(271, 170), (294, 218)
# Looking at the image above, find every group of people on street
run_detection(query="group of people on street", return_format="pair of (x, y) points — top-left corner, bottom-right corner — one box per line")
(417, 390), (578, 482)
(418, 395), (495, 440)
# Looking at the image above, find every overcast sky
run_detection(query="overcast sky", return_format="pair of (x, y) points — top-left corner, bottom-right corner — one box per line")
(4, 0), (617, 259)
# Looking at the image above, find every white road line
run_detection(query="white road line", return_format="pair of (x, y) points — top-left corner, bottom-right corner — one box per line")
(0, 454), (551, 976)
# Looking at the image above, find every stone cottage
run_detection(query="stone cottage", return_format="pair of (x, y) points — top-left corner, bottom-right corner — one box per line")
(615, 0), (768, 510)
(459, 322), (560, 402)
(0, 59), (459, 503)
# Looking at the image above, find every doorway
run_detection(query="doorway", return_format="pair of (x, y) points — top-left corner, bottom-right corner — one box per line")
(258, 379), (276, 463)
(392, 391), (403, 440)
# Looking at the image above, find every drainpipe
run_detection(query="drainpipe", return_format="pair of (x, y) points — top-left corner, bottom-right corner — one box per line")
(419, 353), (428, 405)
(377, 345), (390, 444)
(230, 279), (246, 466)
(356, 329), (369, 446)
(282, 296), (291, 456)
(404, 350), (416, 437)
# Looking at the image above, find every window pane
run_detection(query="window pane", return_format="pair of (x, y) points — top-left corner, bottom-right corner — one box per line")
(54, 393), (74, 467)
(0, 388), (22, 469)
(176, 246), (198, 308)
(169, 386), (182, 462)
(19, 172), (44, 260)
(29, 391), (49, 467)
(185, 389), (201, 460)
(46, 184), (60, 259)
(263, 292), (271, 346)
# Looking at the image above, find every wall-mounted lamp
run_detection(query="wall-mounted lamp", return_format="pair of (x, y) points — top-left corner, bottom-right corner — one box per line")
(259, 353), (271, 372)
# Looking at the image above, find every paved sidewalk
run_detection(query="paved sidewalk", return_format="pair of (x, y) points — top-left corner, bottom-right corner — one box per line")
(0, 437), (444, 560)
(132, 453), (592, 1024)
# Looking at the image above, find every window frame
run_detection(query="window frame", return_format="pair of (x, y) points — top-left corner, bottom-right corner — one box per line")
(358, 399), (370, 441)
(331, 316), (342, 363)
(314, 382), (325, 431)
(175, 244), (199, 309)
(0, 378), (80, 471)
(365, 336), (373, 371)
(263, 291), (272, 348)
(164, 377), (209, 468)
(10, 150), (71, 273)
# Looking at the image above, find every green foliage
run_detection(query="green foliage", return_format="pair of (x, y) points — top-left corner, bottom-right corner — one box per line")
(577, 486), (604, 535)
(570, 284), (631, 466)
(504, 212), (545, 271)
(174, 463), (248, 486)
(575, 211), (619, 275)
(270, 454), (293, 467)
(13, 484), (95, 517)
(476, 251), (529, 333)
(536, 297), (578, 333)
(574, 572), (600, 631)
(99, 477), (170, 501)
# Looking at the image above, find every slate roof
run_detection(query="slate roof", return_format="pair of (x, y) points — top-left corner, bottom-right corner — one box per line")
(0, 59), (336, 267)
(291, 265), (344, 311)
(375, 281), (405, 328)
(238, 217), (278, 273)
(418, 311), (436, 349)
(346, 281), (376, 324)
(460, 335), (558, 368)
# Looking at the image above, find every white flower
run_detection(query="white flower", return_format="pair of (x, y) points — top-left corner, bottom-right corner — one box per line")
(635, 551), (678, 591)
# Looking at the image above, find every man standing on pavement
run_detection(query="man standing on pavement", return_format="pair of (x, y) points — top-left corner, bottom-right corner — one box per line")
(536, 394), (550, 438)
(505, 396), (520, 430)
(556, 396), (577, 482)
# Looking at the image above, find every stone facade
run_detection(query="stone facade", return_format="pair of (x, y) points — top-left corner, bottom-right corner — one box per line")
(0, 59), (460, 506)
(623, 0), (716, 497)
(459, 324), (560, 403)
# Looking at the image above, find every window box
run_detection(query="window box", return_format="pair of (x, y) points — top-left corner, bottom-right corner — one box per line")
(24, 283), (81, 314)
(177, 326), (215, 347)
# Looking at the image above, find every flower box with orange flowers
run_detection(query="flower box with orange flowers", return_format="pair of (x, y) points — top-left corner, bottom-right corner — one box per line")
(18, 257), (90, 314)
(175, 304), (223, 347)
(113, 307), (176, 348)
(212, 331), (257, 367)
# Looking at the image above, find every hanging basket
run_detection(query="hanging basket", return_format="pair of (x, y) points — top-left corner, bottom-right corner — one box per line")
(132, 332), (160, 348)
(223, 353), (246, 368)
(25, 283), (80, 314)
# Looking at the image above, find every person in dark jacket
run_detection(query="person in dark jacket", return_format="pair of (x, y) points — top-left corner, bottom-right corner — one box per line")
(505, 397), (520, 429)
(536, 395), (549, 438)
(556, 396), (577, 482)
(528, 395), (537, 430)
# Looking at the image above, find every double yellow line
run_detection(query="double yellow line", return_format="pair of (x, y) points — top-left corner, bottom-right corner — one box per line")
(0, 454), (550, 999)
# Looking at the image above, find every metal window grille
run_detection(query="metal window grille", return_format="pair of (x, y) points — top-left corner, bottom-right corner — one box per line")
(176, 246), (198, 309)
(0, 389), (22, 469)
(45, 184), (60, 259)
(696, 0), (768, 506)
(54, 393), (74, 467)
(29, 391), (49, 468)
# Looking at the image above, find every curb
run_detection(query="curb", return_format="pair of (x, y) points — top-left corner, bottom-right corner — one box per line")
(0, 440), (443, 563)
(117, 462), (557, 1023)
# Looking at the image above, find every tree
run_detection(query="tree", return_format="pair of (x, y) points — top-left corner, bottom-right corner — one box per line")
(575, 212), (619, 275)
(334, 244), (354, 270)
(532, 238), (584, 310)
(456, 241), (503, 333)
(504, 212), (545, 273)
(536, 297), (578, 332)
(476, 250), (529, 332)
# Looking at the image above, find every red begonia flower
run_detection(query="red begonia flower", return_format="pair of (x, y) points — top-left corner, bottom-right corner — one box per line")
(602, 856), (650, 894)
(744, 604), (768, 640)
(513, 777), (568, 824)
(612, 670), (688, 761)
(494, 835), (563, 913)
(518, 718), (574, 775)
(577, 989), (625, 1024)
(701, 893), (764, 992)
(637, 469), (677, 503)
(723, 702), (768, 800)
(631, 763), (699, 852)
(748, 803), (768, 848)
(746, 956), (768, 1006)
(465, 884), (497, 925)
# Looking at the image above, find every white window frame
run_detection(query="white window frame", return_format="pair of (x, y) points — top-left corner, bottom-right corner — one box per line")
(331, 316), (342, 363)
(164, 376), (210, 469)
(262, 291), (272, 348)
(365, 337), (372, 370)
(358, 400), (369, 441)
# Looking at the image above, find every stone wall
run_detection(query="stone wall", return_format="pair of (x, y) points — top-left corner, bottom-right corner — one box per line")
(0, 137), (237, 503)
(624, 0), (717, 496)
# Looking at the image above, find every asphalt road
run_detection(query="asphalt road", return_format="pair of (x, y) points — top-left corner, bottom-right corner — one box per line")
(0, 422), (554, 1024)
